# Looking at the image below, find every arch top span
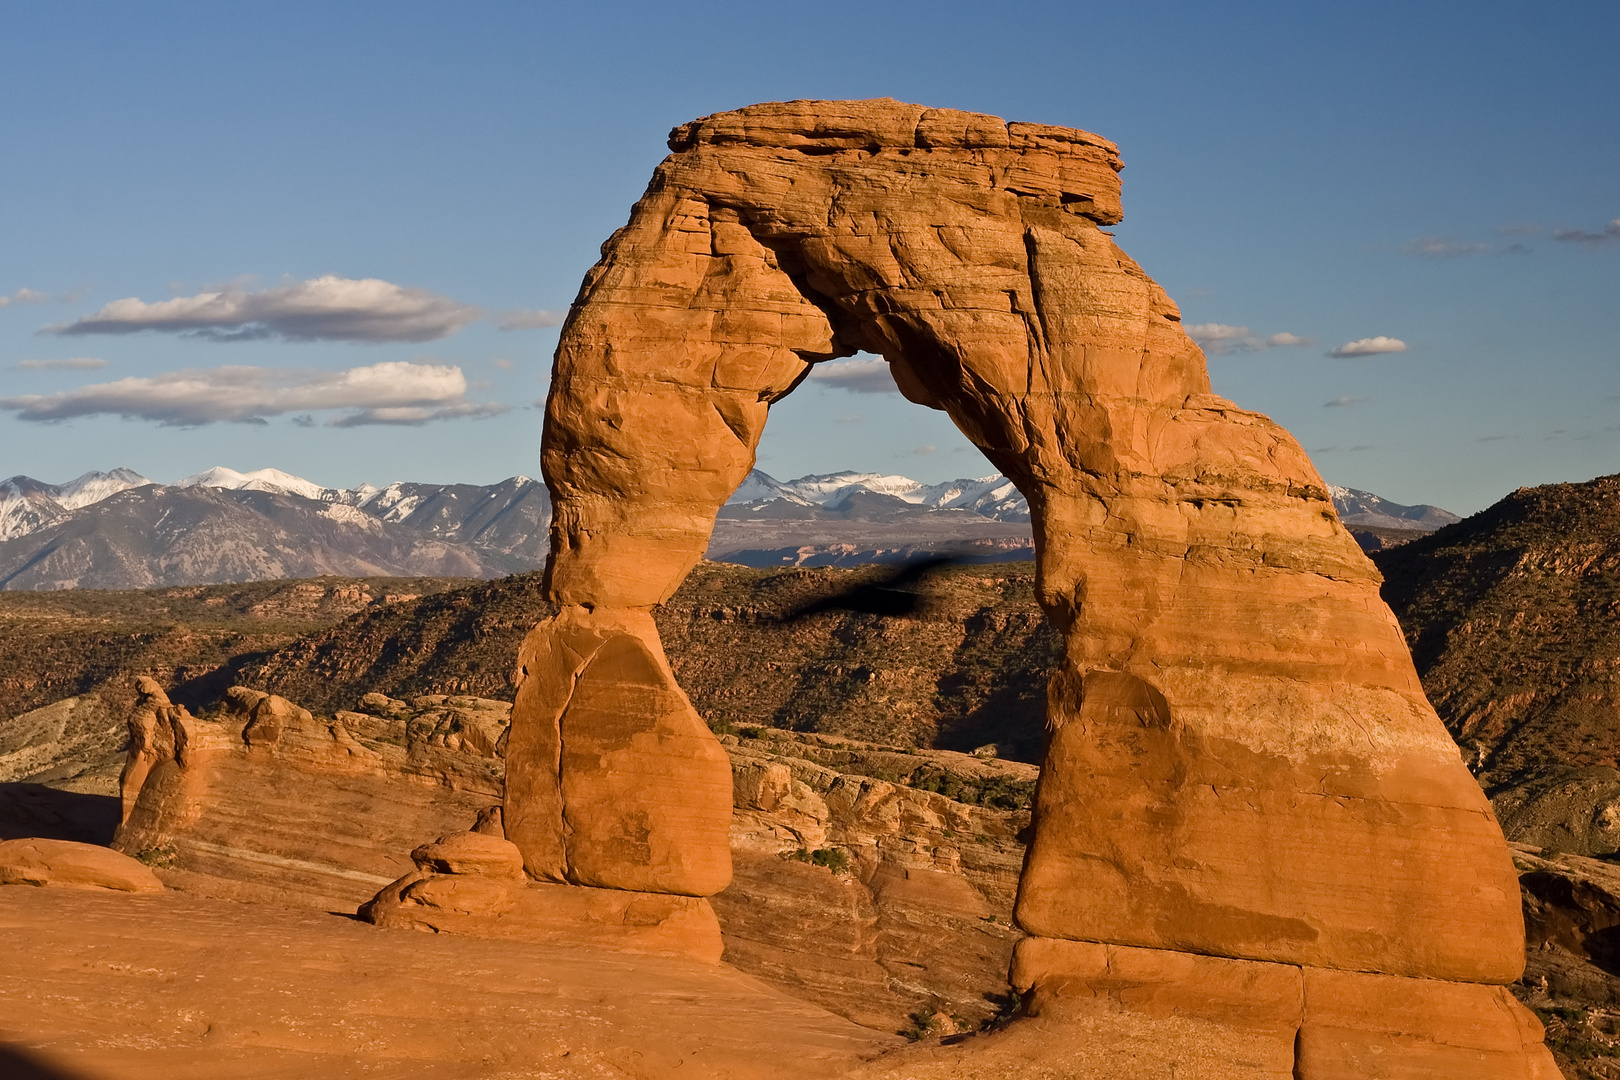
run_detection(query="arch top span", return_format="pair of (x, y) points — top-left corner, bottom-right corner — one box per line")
(516, 103), (1536, 1055)
(665, 98), (1126, 226)
(544, 97), (1220, 612)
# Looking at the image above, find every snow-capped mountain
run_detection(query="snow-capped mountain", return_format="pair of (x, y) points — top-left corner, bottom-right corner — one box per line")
(1327, 485), (1460, 532)
(175, 466), (336, 502)
(726, 470), (1031, 521)
(0, 463), (1460, 588)
(52, 467), (154, 511)
(726, 469), (1458, 533)
(0, 467), (552, 589)
(0, 468), (153, 540)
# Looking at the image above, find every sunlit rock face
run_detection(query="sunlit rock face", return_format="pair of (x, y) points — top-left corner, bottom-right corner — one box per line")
(513, 98), (1549, 1075)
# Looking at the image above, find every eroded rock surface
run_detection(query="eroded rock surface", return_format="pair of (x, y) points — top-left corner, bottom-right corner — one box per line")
(104, 681), (1031, 1030)
(114, 684), (506, 910)
(527, 97), (1542, 1073)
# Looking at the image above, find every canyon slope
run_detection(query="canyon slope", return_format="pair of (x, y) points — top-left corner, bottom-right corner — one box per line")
(1377, 472), (1620, 859)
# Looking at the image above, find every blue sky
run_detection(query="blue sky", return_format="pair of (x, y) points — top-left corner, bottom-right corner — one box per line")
(1, 1), (1615, 514)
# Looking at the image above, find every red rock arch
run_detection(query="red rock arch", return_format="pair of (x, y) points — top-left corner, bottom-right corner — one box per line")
(508, 99), (1550, 1075)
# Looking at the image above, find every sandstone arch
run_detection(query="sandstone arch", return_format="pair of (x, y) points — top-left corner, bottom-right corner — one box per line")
(509, 100), (1552, 1075)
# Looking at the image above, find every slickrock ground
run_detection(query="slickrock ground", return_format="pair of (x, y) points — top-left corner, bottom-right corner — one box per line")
(0, 886), (896, 1080)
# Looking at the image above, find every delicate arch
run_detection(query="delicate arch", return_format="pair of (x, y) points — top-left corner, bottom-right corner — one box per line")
(516, 100), (1523, 991)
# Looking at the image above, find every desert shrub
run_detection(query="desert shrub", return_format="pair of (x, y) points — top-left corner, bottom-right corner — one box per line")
(810, 847), (850, 873)
(784, 846), (851, 874)
(134, 844), (178, 868)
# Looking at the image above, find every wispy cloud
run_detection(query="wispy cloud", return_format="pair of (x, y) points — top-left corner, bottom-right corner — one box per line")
(0, 360), (504, 427)
(1328, 336), (1407, 358)
(10, 357), (108, 371)
(806, 357), (897, 393)
(1185, 324), (1315, 355)
(490, 357), (515, 370)
(494, 308), (563, 330)
(1324, 396), (1366, 408)
(1553, 218), (1620, 245)
(0, 287), (51, 309)
(913, 445), (937, 456)
(45, 276), (482, 343)
(1403, 236), (1493, 258)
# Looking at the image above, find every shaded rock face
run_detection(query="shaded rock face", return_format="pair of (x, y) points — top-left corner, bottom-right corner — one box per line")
(524, 98), (1541, 1073)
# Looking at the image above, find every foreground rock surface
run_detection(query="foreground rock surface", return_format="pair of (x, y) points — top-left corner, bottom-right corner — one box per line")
(0, 885), (1561, 1080)
(0, 886), (894, 1080)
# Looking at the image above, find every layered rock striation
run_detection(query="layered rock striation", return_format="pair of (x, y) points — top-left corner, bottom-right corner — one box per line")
(521, 98), (1548, 1075)
(104, 679), (1035, 1027)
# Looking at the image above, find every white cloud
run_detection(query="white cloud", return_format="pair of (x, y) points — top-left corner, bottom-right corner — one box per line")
(491, 357), (515, 370)
(806, 357), (898, 393)
(11, 357), (108, 371)
(1186, 323), (1315, 355)
(1324, 396), (1365, 407)
(495, 308), (564, 330)
(46, 276), (481, 343)
(1554, 218), (1620, 245)
(913, 445), (937, 456)
(1403, 236), (1493, 258)
(1328, 336), (1407, 358)
(0, 288), (50, 309)
(0, 360), (505, 427)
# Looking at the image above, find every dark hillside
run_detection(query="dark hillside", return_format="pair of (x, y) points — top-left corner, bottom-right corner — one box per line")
(0, 577), (470, 721)
(1376, 473), (1620, 854)
(235, 562), (1061, 761)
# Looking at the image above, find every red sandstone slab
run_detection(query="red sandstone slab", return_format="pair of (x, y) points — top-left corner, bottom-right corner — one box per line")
(0, 886), (897, 1079)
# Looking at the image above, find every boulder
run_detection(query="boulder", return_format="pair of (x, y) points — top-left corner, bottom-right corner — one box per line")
(362, 827), (724, 963)
(0, 837), (162, 893)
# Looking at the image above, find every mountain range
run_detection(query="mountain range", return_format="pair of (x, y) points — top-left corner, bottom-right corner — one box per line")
(0, 465), (1455, 589)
